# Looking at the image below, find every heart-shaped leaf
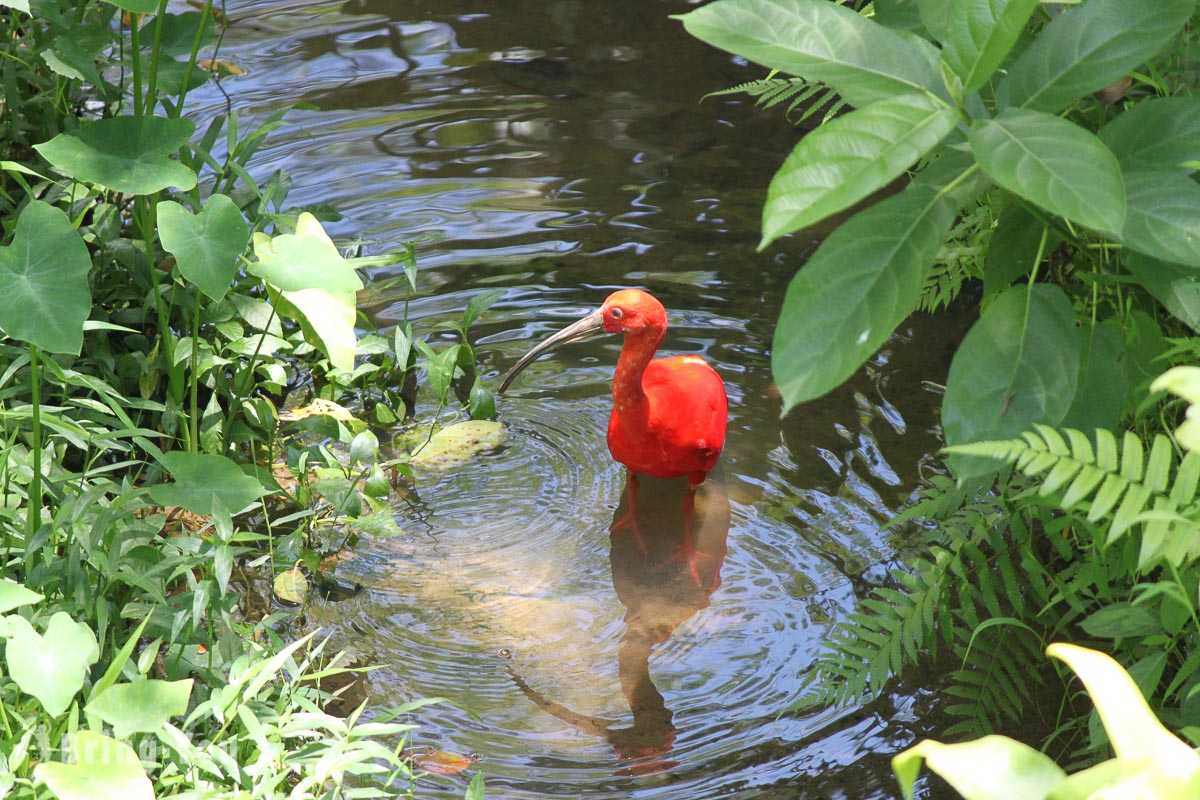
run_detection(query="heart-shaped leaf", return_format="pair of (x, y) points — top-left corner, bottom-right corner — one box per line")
(969, 108), (1125, 237)
(34, 731), (154, 800)
(148, 451), (273, 516)
(35, 116), (197, 195)
(158, 195), (249, 302)
(0, 580), (43, 614)
(411, 420), (508, 468)
(893, 735), (1066, 800)
(85, 678), (193, 737)
(0, 201), (92, 354)
(762, 92), (957, 247)
(4, 613), (99, 717)
(249, 213), (362, 294)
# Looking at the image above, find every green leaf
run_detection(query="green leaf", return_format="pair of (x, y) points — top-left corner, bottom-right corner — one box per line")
(675, 0), (943, 108)
(99, 0), (160, 12)
(85, 679), (193, 737)
(968, 108), (1124, 237)
(0, 201), (92, 354)
(4, 613), (99, 717)
(1047, 643), (1200, 769)
(1120, 170), (1200, 267)
(761, 93), (957, 247)
(411, 420), (508, 468)
(1062, 319), (1125, 434)
(273, 566), (309, 603)
(917, 0), (954, 40)
(148, 451), (273, 516)
(1099, 97), (1200, 170)
(463, 289), (504, 330)
(872, 0), (926, 32)
(942, 0), (1040, 93)
(465, 771), (486, 800)
(0, 580), (43, 613)
(942, 284), (1079, 478)
(33, 731), (154, 800)
(248, 213), (362, 294)
(996, 0), (1194, 112)
(893, 735), (1066, 800)
(1079, 603), (1162, 639)
(157, 195), (250, 302)
(773, 186), (957, 411)
(982, 201), (1061, 303)
(272, 284), (358, 373)
(1125, 253), (1200, 332)
(34, 116), (197, 195)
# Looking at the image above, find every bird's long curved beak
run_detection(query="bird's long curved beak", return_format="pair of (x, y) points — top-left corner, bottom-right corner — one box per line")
(497, 309), (605, 393)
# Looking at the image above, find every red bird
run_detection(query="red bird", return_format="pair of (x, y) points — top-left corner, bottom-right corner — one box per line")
(498, 289), (728, 581)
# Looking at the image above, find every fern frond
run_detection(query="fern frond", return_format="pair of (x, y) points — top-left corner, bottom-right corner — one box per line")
(946, 425), (1200, 568)
(703, 77), (845, 126)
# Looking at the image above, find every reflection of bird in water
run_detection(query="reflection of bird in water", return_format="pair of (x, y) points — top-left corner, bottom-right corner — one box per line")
(507, 470), (730, 773)
(499, 289), (728, 584)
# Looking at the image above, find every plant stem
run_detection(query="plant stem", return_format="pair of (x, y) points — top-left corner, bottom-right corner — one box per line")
(27, 344), (41, 541)
(190, 299), (201, 453)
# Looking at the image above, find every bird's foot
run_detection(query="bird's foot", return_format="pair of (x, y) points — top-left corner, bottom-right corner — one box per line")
(660, 544), (712, 586)
(609, 510), (647, 554)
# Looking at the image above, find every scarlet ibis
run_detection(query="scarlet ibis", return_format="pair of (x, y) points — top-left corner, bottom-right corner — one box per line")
(498, 289), (728, 581)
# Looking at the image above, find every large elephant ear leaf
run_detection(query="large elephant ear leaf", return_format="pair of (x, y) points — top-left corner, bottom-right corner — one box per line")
(0, 201), (92, 355)
(34, 115), (197, 194)
(942, 284), (1079, 478)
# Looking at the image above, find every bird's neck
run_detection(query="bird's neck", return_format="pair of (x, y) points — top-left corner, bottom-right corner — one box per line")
(612, 329), (663, 422)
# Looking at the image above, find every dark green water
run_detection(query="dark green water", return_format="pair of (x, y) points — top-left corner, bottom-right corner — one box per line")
(191, 2), (965, 796)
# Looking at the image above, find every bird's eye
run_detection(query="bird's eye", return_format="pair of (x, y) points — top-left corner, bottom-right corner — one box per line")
(611, 308), (624, 320)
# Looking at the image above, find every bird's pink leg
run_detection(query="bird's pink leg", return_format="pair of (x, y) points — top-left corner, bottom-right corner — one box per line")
(665, 473), (712, 586)
(609, 471), (646, 553)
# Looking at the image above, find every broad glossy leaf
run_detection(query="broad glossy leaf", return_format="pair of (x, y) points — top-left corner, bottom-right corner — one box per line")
(676, 0), (943, 107)
(0, 580), (43, 613)
(273, 285), (358, 373)
(1062, 319), (1125, 434)
(969, 109), (1124, 237)
(1125, 310), (1169, 401)
(997, 0), (1193, 112)
(1120, 170), (1200, 267)
(4, 613), (99, 717)
(893, 735), (1066, 800)
(1079, 603), (1162, 639)
(773, 186), (957, 412)
(942, 284), (1079, 478)
(0, 201), (92, 354)
(99, 0), (159, 12)
(249, 213), (362, 294)
(982, 201), (1061, 303)
(910, 141), (993, 206)
(1047, 643), (1200, 772)
(148, 451), (273, 515)
(942, 0), (1040, 92)
(1125, 253), (1200, 332)
(1100, 97), (1200, 170)
(872, 0), (925, 32)
(33, 731), (154, 800)
(158, 195), (249, 302)
(917, 0), (953, 41)
(761, 93), (957, 247)
(86, 678), (193, 737)
(34, 116), (197, 194)
(411, 420), (508, 468)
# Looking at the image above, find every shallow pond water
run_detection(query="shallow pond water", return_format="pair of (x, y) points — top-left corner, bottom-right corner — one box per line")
(191, 1), (967, 796)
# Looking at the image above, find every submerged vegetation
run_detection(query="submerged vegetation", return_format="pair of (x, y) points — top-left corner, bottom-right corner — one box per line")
(0, 0), (491, 797)
(682, 0), (1200, 786)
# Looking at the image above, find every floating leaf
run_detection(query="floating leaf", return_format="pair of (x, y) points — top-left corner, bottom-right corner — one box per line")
(280, 398), (357, 423)
(273, 566), (309, 604)
(0, 201), (92, 354)
(969, 109), (1124, 237)
(411, 421), (508, 468)
(157, 195), (250, 302)
(148, 451), (273, 516)
(34, 116), (197, 194)
(4, 613), (99, 717)
(34, 731), (154, 800)
(415, 750), (473, 776)
(85, 678), (193, 737)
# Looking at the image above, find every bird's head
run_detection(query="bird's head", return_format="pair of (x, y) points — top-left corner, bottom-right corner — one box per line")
(600, 289), (667, 335)
(497, 288), (668, 394)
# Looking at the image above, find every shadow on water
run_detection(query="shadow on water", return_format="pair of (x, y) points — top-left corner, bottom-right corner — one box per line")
(187, 0), (973, 796)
